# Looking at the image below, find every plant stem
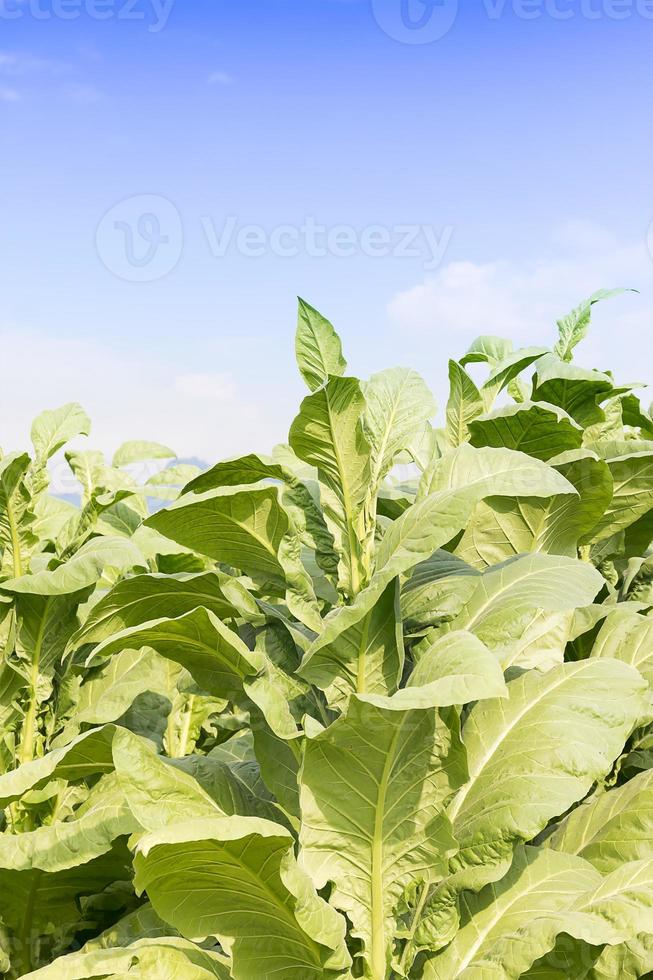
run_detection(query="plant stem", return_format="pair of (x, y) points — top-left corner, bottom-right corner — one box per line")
(18, 599), (50, 767)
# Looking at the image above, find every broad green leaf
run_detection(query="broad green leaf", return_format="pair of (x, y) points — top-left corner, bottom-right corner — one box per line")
(289, 376), (372, 596)
(56, 648), (184, 740)
(0, 452), (36, 577)
(295, 298), (347, 391)
(112, 728), (225, 828)
(547, 768), (653, 872)
(422, 847), (607, 980)
(447, 659), (647, 882)
(69, 570), (260, 650)
(0, 726), (117, 808)
(299, 696), (465, 979)
(146, 463), (202, 487)
(482, 346), (549, 397)
(445, 361), (483, 447)
(591, 606), (653, 687)
(304, 452), (576, 671)
(133, 816), (351, 979)
(468, 401), (583, 461)
(31, 495), (78, 548)
(1, 536), (143, 596)
(585, 444), (653, 545)
(183, 453), (337, 579)
(419, 444), (576, 500)
(401, 550), (480, 633)
(22, 939), (231, 980)
(0, 773), (138, 873)
(363, 367), (435, 493)
(423, 848), (653, 980)
(587, 933), (653, 980)
(64, 449), (106, 500)
(361, 631), (506, 711)
(88, 607), (306, 740)
(87, 607), (258, 705)
(532, 355), (614, 427)
(30, 403), (91, 463)
(460, 336), (513, 367)
(0, 844), (133, 976)
(438, 553), (604, 667)
(298, 578), (403, 704)
(112, 441), (176, 467)
(113, 728), (287, 831)
(554, 288), (632, 363)
(147, 484), (321, 631)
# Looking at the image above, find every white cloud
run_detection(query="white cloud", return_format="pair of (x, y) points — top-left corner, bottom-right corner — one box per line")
(0, 50), (71, 77)
(61, 82), (104, 104)
(208, 70), (233, 86)
(388, 222), (653, 391)
(0, 329), (288, 479)
(174, 372), (237, 400)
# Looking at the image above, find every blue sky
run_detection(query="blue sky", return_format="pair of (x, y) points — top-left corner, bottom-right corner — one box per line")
(1, 0), (652, 470)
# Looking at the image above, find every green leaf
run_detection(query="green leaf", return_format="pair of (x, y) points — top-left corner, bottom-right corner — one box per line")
(298, 578), (403, 705)
(295, 298), (347, 391)
(87, 607), (259, 706)
(183, 453), (338, 579)
(554, 288), (632, 363)
(299, 696), (465, 978)
(532, 355), (615, 427)
(57, 648), (183, 739)
(370, 630), (507, 710)
(87, 607), (306, 740)
(22, 939), (232, 980)
(0, 452), (36, 577)
(0, 844), (133, 976)
(454, 450), (612, 568)
(0, 773), (138, 873)
(401, 550), (480, 633)
(2, 536), (143, 596)
(438, 553), (604, 667)
(133, 816), (351, 979)
(30, 403), (91, 463)
(69, 570), (260, 651)
(547, 768), (653, 872)
(0, 726), (118, 808)
(146, 484), (321, 631)
(422, 845), (653, 980)
(445, 361), (483, 447)
(289, 375), (372, 596)
(447, 659), (647, 884)
(419, 444), (576, 500)
(112, 728), (225, 828)
(591, 606), (653, 688)
(304, 451), (576, 675)
(364, 367), (436, 487)
(460, 336), (513, 367)
(585, 444), (653, 545)
(469, 402), (583, 461)
(112, 441), (176, 467)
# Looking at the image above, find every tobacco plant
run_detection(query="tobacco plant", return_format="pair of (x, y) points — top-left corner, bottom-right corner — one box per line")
(1, 292), (653, 979)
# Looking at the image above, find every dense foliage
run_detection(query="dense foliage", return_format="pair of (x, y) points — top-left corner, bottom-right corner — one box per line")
(1, 292), (653, 979)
